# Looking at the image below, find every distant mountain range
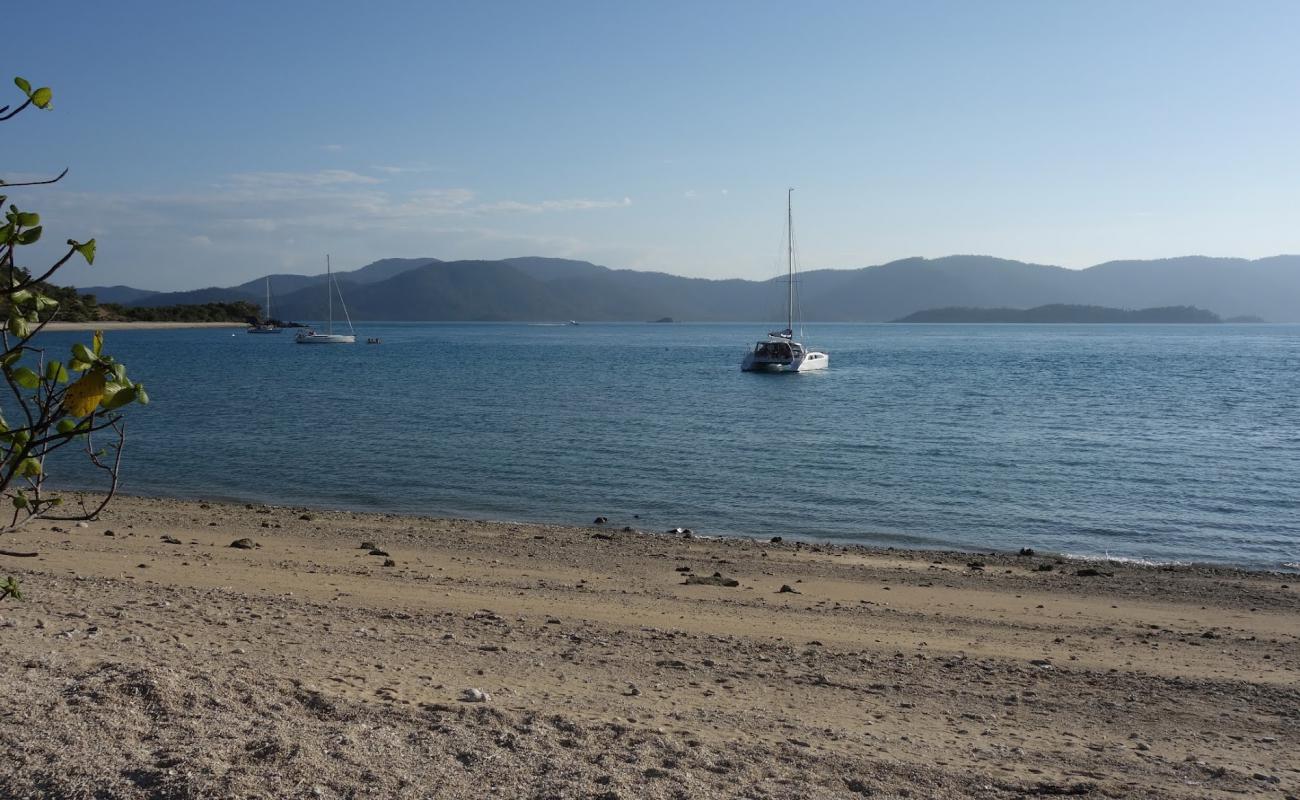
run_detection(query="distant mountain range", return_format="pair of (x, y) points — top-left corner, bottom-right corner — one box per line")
(70, 254), (1300, 322)
(893, 304), (1225, 323)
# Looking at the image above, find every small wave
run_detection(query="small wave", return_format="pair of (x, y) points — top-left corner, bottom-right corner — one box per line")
(1062, 552), (1189, 568)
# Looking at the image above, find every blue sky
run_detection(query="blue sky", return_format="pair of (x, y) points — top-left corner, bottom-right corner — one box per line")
(5, 0), (1299, 290)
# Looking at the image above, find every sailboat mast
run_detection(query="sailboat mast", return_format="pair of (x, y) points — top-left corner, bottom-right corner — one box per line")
(265, 277), (271, 322)
(787, 188), (794, 334)
(326, 254), (333, 335)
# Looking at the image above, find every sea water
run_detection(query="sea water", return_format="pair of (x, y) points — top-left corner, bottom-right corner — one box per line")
(39, 322), (1300, 569)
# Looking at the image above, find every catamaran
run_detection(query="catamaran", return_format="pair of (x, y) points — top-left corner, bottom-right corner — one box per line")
(247, 277), (281, 334)
(295, 255), (356, 344)
(741, 190), (829, 372)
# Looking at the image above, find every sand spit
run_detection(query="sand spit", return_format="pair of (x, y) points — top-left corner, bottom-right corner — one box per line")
(1, 495), (1297, 798)
(40, 322), (248, 332)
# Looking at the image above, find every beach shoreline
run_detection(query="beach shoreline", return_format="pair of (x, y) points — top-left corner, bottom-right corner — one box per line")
(41, 321), (249, 331)
(46, 488), (1300, 575)
(1, 494), (1296, 798)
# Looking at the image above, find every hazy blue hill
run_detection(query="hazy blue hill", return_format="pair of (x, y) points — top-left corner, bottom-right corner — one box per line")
(130, 286), (262, 308)
(805, 256), (1076, 320)
(75, 285), (160, 304)
(893, 304), (1222, 323)
(504, 257), (610, 282)
(1072, 255), (1300, 321)
(272, 260), (570, 321)
(130, 257), (441, 309)
(61, 253), (1296, 321)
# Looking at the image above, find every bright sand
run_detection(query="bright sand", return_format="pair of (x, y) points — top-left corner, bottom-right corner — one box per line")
(1, 495), (1296, 798)
(40, 322), (248, 331)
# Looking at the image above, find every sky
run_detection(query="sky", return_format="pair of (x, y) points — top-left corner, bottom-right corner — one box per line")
(5, 0), (1300, 290)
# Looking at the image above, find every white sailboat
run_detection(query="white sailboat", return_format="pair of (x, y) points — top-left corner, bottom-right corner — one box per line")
(295, 255), (356, 344)
(741, 190), (829, 372)
(246, 277), (282, 334)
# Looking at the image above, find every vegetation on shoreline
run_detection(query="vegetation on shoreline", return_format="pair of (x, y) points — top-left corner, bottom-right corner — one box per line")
(99, 300), (259, 323)
(0, 274), (258, 323)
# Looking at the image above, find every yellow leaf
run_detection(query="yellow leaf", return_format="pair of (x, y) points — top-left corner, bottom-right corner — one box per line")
(63, 370), (106, 417)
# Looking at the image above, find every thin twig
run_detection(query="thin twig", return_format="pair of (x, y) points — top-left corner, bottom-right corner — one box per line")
(0, 167), (69, 188)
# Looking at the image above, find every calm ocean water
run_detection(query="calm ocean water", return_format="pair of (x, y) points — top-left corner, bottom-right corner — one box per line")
(41, 322), (1300, 570)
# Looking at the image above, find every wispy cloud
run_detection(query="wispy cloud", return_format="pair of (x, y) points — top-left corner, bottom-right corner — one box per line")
(225, 169), (383, 188)
(371, 163), (442, 175)
(476, 197), (633, 214)
(320, 144), (344, 152)
(24, 170), (636, 288)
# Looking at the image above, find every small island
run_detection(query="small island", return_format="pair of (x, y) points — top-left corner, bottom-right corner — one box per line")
(891, 304), (1224, 324)
(649, 316), (675, 323)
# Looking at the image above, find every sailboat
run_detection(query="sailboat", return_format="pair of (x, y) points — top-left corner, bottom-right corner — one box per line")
(295, 255), (356, 344)
(246, 277), (282, 334)
(740, 190), (829, 372)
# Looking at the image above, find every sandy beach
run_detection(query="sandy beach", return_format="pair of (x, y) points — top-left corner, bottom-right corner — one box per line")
(0, 495), (1296, 799)
(40, 322), (249, 332)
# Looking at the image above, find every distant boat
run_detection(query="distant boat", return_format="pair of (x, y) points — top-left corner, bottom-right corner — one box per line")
(247, 277), (282, 334)
(295, 255), (356, 344)
(741, 189), (828, 372)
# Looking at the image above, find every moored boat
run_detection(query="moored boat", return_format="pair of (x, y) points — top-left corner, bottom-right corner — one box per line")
(741, 190), (828, 372)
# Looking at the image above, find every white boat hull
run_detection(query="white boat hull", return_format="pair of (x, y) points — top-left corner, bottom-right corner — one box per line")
(741, 350), (829, 372)
(295, 333), (356, 344)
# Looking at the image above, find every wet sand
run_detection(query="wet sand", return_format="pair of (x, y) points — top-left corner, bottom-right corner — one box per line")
(1, 495), (1296, 798)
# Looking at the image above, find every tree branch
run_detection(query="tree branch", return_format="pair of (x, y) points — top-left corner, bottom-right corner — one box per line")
(0, 167), (69, 188)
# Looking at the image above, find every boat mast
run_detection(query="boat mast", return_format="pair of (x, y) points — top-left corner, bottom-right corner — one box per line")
(326, 254), (333, 335)
(265, 277), (271, 323)
(787, 188), (794, 335)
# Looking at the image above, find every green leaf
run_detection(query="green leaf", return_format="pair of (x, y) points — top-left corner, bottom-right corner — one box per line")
(92, 330), (103, 357)
(11, 494), (27, 509)
(16, 226), (41, 245)
(44, 361), (68, 383)
(69, 238), (96, 265)
(68, 359), (91, 372)
(13, 77), (31, 94)
(12, 367), (40, 389)
(16, 458), (41, 478)
(15, 211), (38, 227)
(9, 289), (32, 306)
(134, 383), (149, 405)
(30, 87), (52, 109)
(71, 343), (96, 364)
(0, 351), (19, 367)
(56, 418), (77, 435)
(102, 385), (137, 410)
(7, 316), (28, 339)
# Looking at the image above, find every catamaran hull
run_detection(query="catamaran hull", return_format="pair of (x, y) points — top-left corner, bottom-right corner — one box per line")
(741, 352), (829, 372)
(295, 334), (356, 344)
